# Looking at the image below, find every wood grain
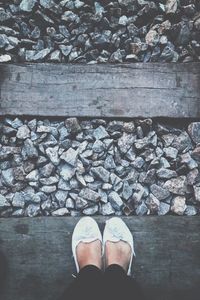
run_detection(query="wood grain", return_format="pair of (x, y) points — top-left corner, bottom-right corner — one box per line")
(0, 63), (200, 118)
(0, 216), (199, 300)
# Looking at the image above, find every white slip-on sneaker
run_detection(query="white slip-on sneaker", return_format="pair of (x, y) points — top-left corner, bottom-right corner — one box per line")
(72, 217), (102, 273)
(103, 217), (136, 276)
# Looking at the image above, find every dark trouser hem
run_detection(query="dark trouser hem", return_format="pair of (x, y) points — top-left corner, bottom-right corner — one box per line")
(105, 264), (127, 278)
(77, 264), (102, 280)
(58, 265), (103, 300)
(59, 264), (146, 300)
(104, 264), (146, 300)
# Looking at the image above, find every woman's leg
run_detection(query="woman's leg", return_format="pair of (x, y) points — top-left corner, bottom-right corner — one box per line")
(59, 217), (103, 300)
(103, 218), (146, 300)
(104, 264), (145, 300)
(59, 265), (103, 300)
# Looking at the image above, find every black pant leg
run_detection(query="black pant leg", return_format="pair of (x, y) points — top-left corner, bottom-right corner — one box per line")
(59, 265), (103, 300)
(103, 264), (146, 300)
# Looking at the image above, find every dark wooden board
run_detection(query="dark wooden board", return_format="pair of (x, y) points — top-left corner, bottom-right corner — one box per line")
(0, 63), (200, 118)
(0, 216), (200, 300)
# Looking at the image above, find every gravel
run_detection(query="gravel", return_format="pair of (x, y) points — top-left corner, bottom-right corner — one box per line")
(0, 117), (200, 217)
(0, 0), (199, 63)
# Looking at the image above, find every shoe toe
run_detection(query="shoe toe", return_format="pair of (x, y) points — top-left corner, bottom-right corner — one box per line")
(103, 217), (135, 276)
(72, 217), (102, 273)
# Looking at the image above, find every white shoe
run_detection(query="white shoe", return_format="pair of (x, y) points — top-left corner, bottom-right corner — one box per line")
(103, 217), (135, 276)
(72, 217), (102, 273)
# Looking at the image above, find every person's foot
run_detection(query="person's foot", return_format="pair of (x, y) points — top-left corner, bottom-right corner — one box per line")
(105, 240), (132, 273)
(103, 217), (135, 275)
(77, 240), (102, 270)
(72, 217), (103, 272)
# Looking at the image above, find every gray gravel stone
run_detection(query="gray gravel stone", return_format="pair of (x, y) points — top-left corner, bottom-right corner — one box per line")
(135, 202), (148, 216)
(60, 148), (78, 166)
(181, 153), (198, 170)
(100, 202), (115, 216)
(46, 146), (60, 165)
(65, 198), (74, 209)
(36, 125), (51, 133)
(194, 186), (200, 202)
(164, 176), (188, 195)
(41, 199), (52, 211)
(58, 178), (71, 191)
(12, 192), (25, 208)
(75, 196), (88, 210)
(25, 48), (51, 62)
(163, 147), (178, 159)
(20, 0), (37, 12)
(172, 131), (192, 152)
(93, 126), (109, 140)
(108, 191), (123, 211)
(26, 204), (41, 217)
(156, 168), (177, 179)
(40, 0), (56, 9)
(118, 133), (136, 154)
(171, 196), (186, 215)
(26, 170), (39, 182)
(12, 209), (25, 217)
(92, 140), (104, 153)
(188, 122), (200, 144)
(40, 176), (59, 185)
(119, 15), (128, 26)
(40, 163), (55, 177)
(150, 184), (170, 200)
(104, 155), (116, 169)
(52, 208), (69, 216)
(145, 30), (159, 47)
(65, 118), (81, 134)
(102, 183), (112, 190)
(60, 164), (76, 181)
(187, 169), (199, 186)
(191, 146), (200, 162)
(79, 188), (100, 202)
(13, 166), (25, 181)
(135, 132), (157, 150)
(91, 166), (110, 182)
(59, 45), (73, 57)
(23, 138), (38, 158)
(158, 202), (170, 215)
(184, 205), (197, 216)
(16, 125), (30, 139)
(122, 181), (133, 200)
(83, 205), (98, 215)
(2, 168), (14, 186)
(0, 54), (11, 62)
(40, 185), (57, 194)
(140, 169), (156, 185)
(145, 194), (160, 213)
(0, 8), (11, 22)
(49, 50), (61, 62)
(132, 157), (145, 169)
(166, 0), (178, 14)
(0, 194), (10, 209)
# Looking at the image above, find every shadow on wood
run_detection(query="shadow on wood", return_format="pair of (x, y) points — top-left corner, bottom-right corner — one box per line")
(0, 216), (200, 300)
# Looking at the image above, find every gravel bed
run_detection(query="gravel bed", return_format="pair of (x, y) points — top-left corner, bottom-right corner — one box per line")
(0, 117), (200, 217)
(0, 0), (200, 63)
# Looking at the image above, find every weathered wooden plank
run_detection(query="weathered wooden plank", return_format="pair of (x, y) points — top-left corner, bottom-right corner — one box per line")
(0, 216), (199, 300)
(0, 63), (200, 118)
